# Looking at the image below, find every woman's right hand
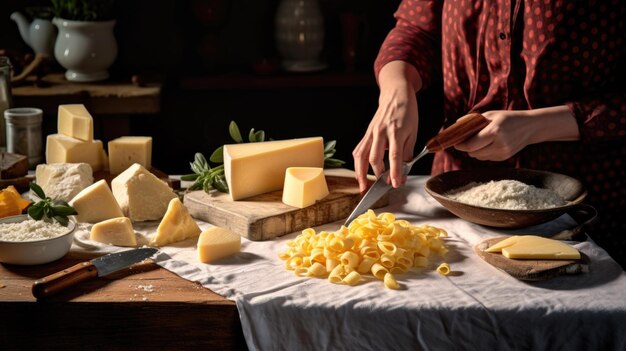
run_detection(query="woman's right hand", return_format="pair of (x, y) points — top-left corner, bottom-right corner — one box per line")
(352, 61), (422, 192)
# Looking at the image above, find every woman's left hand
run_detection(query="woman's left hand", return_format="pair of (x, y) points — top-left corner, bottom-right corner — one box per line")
(454, 106), (580, 161)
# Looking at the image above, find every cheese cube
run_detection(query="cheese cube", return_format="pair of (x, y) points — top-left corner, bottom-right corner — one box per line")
(282, 167), (329, 208)
(197, 227), (241, 263)
(46, 134), (106, 171)
(111, 163), (177, 222)
(58, 104), (94, 141)
(485, 235), (581, 260)
(35, 163), (93, 202)
(150, 198), (201, 246)
(90, 217), (137, 247)
(69, 179), (124, 223)
(223, 137), (324, 200)
(108, 136), (152, 175)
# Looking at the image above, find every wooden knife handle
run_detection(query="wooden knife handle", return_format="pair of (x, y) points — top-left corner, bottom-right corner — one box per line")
(32, 261), (98, 299)
(426, 112), (490, 152)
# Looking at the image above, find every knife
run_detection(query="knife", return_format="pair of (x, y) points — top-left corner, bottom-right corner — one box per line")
(344, 112), (489, 226)
(32, 247), (158, 299)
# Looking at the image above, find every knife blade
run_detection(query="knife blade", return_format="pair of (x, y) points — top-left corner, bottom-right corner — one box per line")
(344, 113), (489, 226)
(32, 247), (158, 299)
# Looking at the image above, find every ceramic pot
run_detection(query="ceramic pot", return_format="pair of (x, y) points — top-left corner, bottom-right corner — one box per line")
(52, 17), (117, 82)
(274, 0), (326, 72)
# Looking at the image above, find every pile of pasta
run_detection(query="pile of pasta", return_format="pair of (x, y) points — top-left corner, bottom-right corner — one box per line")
(278, 210), (450, 290)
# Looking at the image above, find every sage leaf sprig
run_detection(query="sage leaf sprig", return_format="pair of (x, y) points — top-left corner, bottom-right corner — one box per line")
(27, 182), (78, 226)
(183, 120), (345, 194)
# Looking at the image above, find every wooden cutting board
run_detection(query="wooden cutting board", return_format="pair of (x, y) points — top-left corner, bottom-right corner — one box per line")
(474, 237), (590, 281)
(184, 169), (388, 240)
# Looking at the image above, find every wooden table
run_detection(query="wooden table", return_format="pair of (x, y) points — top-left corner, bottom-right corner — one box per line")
(0, 251), (247, 351)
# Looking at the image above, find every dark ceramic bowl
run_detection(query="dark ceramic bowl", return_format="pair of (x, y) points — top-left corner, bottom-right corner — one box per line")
(425, 168), (588, 228)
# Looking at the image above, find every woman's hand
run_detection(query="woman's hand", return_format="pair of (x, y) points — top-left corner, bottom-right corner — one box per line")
(455, 106), (580, 161)
(352, 61), (423, 192)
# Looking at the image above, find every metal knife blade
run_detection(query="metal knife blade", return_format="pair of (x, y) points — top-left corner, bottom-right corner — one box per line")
(32, 247), (158, 299)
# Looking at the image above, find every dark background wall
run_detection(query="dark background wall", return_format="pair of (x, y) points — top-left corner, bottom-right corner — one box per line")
(0, 0), (442, 175)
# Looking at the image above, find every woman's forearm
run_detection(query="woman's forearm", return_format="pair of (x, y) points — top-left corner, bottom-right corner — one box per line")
(377, 61), (423, 96)
(526, 105), (580, 144)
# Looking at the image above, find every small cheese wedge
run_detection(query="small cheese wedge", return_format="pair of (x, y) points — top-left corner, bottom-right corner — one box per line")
(485, 235), (581, 260)
(150, 198), (201, 246)
(90, 217), (137, 247)
(223, 137), (324, 200)
(69, 179), (124, 223)
(282, 167), (329, 208)
(108, 136), (153, 175)
(111, 163), (177, 222)
(35, 163), (93, 202)
(197, 227), (241, 263)
(58, 104), (94, 141)
(46, 134), (106, 171)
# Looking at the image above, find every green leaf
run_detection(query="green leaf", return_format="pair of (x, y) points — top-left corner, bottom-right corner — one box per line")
(255, 130), (265, 142)
(229, 121), (243, 143)
(248, 128), (256, 142)
(194, 152), (208, 168)
(53, 216), (69, 226)
(324, 140), (337, 153)
(51, 205), (78, 217)
(213, 175), (229, 193)
(181, 173), (199, 181)
(28, 203), (44, 220)
(29, 182), (46, 199)
(209, 146), (224, 163)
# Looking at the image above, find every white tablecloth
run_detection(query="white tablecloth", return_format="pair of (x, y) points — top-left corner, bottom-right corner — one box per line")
(73, 176), (626, 351)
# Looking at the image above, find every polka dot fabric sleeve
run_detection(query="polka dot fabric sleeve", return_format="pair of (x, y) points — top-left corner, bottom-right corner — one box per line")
(566, 92), (626, 143)
(374, 0), (443, 90)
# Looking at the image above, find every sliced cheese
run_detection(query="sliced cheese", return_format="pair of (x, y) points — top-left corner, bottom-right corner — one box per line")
(150, 198), (201, 246)
(111, 163), (177, 222)
(90, 217), (137, 247)
(34, 163), (93, 202)
(485, 235), (581, 260)
(197, 227), (241, 263)
(69, 179), (124, 223)
(46, 134), (106, 171)
(223, 137), (324, 200)
(108, 136), (152, 175)
(282, 167), (329, 208)
(58, 104), (94, 141)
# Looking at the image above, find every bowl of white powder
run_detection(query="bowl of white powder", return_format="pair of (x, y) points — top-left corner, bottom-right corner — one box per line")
(425, 168), (587, 228)
(0, 214), (76, 265)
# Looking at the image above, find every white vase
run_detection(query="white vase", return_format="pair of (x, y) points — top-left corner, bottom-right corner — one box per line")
(52, 17), (117, 82)
(275, 0), (326, 72)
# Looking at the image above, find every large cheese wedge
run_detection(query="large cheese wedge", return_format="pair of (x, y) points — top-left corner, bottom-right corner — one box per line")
(90, 217), (137, 247)
(111, 163), (177, 222)
(282, 167), (329, 208)
(34, 163), (93, 202)
(46, 134), (106, 171)
(108, 136), (152, 175)
(197, 227), (241, 263)
(223, 137), (324, 200)
(150, 198), (201, 246)
(58, 104), (94, 141)
(485, 235), (581, 260)
(69, 179), (124, 223)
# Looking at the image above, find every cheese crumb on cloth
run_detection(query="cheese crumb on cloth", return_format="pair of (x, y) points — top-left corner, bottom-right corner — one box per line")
(72, 178), (626, 351)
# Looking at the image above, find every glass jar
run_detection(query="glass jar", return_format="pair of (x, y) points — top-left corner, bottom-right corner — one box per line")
(4, 107), (43, 168)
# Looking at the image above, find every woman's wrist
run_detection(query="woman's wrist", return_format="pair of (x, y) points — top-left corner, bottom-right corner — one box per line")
(378, 61), (423, 95)
(526, 106), (580, 144)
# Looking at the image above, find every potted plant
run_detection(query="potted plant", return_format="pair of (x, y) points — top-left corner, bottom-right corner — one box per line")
(51, 0), (117, 82)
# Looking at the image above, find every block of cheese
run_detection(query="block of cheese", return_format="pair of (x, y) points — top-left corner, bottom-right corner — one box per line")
(90, 217), (137, 247)
(58, 104), (94, 141)
(282, 167), (329, 208)
(150, 198), (201, 246)
(108, 136), (152, 175)
(0, 152), (28, 179)
(46, 134), (106, 171)
(34, 163), (93, 202)
(111, 163), (177, 221)
(197, 227), (241, 263)
(223, 137), (324, 200)
(485, 235), (581, 260)
(69, 179), (124, 223)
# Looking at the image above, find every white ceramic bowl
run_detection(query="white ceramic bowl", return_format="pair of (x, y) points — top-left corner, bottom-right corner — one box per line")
(0, 215), (76, 265)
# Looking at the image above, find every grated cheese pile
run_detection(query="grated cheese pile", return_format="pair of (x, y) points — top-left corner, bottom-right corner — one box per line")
(0, 219), (68, 242)
(446, 179), (566, 210)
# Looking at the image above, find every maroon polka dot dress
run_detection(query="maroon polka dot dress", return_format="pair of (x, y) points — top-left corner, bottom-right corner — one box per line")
(375, 0), (626, 268)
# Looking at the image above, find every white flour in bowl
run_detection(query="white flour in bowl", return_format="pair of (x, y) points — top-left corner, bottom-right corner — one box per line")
(445, 179), (566, 210)
(0, 219), (69, 242)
